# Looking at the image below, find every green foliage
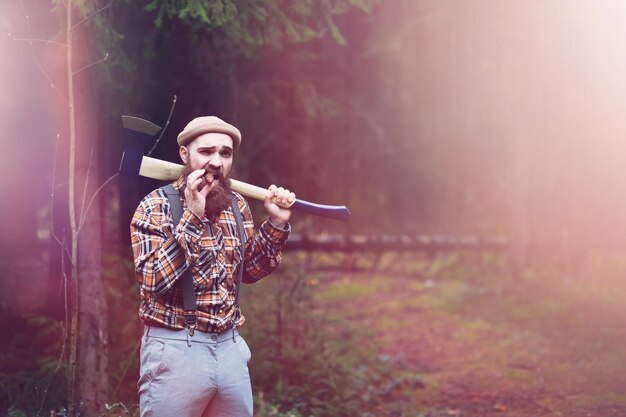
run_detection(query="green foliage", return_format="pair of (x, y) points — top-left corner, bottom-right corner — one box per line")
(141, 0), (377, 48)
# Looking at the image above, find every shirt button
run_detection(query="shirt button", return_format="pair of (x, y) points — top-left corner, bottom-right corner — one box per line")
(211, 335), (217, 341)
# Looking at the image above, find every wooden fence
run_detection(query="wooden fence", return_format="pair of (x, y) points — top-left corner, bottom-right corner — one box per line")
(283, 234), (508, 253)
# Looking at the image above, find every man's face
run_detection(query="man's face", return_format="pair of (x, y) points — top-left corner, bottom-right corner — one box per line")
(180, 132), (234, 177)
(180, 132), (235, 220)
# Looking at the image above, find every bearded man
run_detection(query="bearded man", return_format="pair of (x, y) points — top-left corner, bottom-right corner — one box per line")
(130, 116), (295, 417)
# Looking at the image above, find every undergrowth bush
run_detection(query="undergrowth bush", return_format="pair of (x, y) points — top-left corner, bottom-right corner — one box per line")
(0, 309), (66, 416)
(244, 254), (425, 417)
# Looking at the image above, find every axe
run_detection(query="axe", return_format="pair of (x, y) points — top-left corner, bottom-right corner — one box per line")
(119, 116), (351, 222)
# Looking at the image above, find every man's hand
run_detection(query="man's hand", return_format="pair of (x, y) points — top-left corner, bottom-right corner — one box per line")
(265, 184), (295, 228)
(184, 169), (215, 218)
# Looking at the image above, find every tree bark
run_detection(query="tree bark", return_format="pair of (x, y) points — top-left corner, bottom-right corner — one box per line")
(77, 206), (109, 415)
(75, 76), (109, 415)
(64, 1), (110, 414)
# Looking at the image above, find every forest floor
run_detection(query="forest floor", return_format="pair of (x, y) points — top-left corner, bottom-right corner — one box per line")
(4, 249), (626, 417)
(310, 251), (626, 417)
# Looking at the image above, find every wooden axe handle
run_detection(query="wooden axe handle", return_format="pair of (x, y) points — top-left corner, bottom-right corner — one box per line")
(121, 152), (351, 222)
(138, 156), (291, 206)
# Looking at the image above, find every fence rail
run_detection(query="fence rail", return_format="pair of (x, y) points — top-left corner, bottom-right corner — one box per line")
(283, 234), (508, 252)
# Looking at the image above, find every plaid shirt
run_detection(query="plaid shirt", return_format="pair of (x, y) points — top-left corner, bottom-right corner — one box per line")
(130, 177), (290, 333)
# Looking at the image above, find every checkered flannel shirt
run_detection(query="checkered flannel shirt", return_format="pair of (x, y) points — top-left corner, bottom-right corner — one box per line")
(130, 177), (290, 333)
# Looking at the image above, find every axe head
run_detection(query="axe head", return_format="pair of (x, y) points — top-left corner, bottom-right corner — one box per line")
(119, 115), (162, 176)
(122, 115), (162, 136)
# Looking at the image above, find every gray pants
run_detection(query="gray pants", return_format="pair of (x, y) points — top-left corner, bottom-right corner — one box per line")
(138, 326), (253, 417)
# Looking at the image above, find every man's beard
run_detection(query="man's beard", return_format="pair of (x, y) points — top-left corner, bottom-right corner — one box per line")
(182, 162), (234, 221)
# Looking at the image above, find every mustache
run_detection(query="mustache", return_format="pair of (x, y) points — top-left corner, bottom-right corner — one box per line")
(198, 163), (231, 192)
(181, 163), (232, 186)
(201, 162), (223, 179)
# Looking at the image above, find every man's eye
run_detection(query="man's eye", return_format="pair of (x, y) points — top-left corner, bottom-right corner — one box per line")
(221, 150), (232, 157)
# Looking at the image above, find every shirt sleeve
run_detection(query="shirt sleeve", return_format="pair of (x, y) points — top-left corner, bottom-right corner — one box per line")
(130, 192), (207, 295)
(236, 195), (290, 283)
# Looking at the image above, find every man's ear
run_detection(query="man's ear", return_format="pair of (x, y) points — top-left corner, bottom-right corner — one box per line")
(179, 145), (188, 164)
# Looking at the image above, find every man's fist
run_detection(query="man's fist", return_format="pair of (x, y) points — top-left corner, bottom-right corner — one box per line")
(264, 185), (295, 228)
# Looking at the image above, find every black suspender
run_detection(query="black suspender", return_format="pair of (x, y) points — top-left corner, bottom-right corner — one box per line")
(162, 184), (246, 336)
(230, 195), (246, 311)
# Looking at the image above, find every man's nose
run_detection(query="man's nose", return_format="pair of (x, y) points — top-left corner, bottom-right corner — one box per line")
(208, 155), (223, 169)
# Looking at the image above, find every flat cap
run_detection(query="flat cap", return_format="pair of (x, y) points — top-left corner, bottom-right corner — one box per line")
(177, 116), (242, 149)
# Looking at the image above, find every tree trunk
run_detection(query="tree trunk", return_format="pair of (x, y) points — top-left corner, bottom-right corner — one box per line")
(76, 82), (109, 415)
(65, 1), (109, 413)
(77, 207), (109, 415)
(510, 121), (530, 277)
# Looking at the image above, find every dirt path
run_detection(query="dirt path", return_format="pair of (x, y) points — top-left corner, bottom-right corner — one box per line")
(316, 260), (626, 417)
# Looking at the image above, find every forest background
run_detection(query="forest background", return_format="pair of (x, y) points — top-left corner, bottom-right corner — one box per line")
(2, 1), (626, 416)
